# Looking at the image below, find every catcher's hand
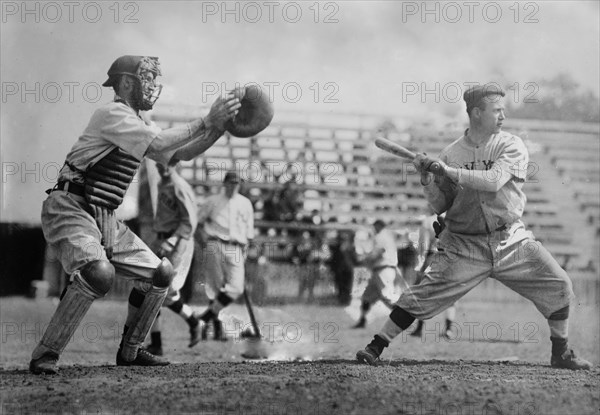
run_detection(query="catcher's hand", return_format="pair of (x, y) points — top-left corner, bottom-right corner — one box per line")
(205, 94), (241, 132)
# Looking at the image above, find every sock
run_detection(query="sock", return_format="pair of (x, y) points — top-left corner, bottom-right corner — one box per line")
(550, 336), (568, 356)
(366, 334), (389, 357)
(200, 309), (216, 323)
(151, 332), (162, 348)
(187, 315), (199, 328)
(445, 318), (453, 332)
(548, 318), (569, 339)
(378, 318), (404, 343)
(119, 325), (129, 349)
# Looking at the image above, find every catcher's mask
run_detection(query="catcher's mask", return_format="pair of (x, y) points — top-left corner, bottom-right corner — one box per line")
(102, 55), (163, 111)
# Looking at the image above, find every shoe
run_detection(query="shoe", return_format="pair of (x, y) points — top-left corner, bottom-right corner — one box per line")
(189, 321), (202, 348)
(145, 344), (164, 356)
(356, 346), (379, 366)
(352, 318), (366, 329)
(116, 348), (170, 367)
(442, 330), (455, 340)
(551, 349), (592, 370)
(201, 322), (209, 341)
(213, 319), (228, 342)
(29, 352), (59, 375)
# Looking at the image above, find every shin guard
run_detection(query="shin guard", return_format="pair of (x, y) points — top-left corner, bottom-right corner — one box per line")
(120, 285), (168, 361)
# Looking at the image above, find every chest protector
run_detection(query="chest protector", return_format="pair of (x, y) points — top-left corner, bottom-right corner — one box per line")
(84, 147), (141, 210)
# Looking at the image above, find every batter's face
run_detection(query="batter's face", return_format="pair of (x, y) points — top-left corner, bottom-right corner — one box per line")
(478, 95), (506, 134)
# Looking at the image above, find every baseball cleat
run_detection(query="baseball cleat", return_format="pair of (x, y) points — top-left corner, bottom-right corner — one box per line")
(145, 344), (164, 356)
(29, 352), (59, 375)
(189, 324), (201, 348)
(116, 348), (169, 367)
(352, 318), (366, 329)
(551, 349), (592, 370)
(356, 347), (379, 366)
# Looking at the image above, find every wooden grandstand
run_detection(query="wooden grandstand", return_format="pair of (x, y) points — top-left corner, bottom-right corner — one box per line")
(150, 109), (600, 272)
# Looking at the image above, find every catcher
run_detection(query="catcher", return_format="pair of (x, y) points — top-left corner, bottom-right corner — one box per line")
(29, 55), (241, 374)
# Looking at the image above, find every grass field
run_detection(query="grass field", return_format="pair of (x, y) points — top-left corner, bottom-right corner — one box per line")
(1, 296), (599, 414)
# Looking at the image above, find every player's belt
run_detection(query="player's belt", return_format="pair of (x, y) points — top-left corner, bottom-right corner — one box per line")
(373, 265), (395, 271)
(207, 236), (244, 247)
(47, 180), (86, 197)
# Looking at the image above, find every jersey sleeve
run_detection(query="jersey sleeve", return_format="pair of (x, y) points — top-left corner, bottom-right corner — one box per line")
(95, 103), (162, 161)
(495, 134), (529, 181)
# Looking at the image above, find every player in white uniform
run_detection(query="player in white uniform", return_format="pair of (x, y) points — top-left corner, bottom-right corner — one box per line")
(142, 160), (200, 355)
(357, 85), (591, 370)
(196, 171), (255, 340)
(353, 220), (400, 328)
(29, 55), (241, 374)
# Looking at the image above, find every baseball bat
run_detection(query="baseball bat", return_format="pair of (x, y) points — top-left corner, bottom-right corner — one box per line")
(243, 287), (261, 338)
(375, 136), (443, 175)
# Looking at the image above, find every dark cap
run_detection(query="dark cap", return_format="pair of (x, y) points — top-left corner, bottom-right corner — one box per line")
(102, 55), (161, 87)
(463, 84), (506, 114)
(223, 171), (241, 184)
(373, 219), (386, 228)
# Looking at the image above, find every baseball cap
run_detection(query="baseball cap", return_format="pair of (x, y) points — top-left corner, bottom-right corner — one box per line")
(463, 84), (506, 114)
(223, 171), (241, 184)
(373, 219), (386, 228)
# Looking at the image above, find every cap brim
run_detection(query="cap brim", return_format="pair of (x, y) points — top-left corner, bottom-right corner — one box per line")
(102, 78), (115, 87)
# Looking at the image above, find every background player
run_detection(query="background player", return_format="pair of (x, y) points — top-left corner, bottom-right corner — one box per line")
(144, 160), (200, 356)
(195, 171), (255, 341)
(353, 220), (399, 329)
(29, 55), (241, 374)
(357, 84), (591, 370)
(410, 208), (456, 339)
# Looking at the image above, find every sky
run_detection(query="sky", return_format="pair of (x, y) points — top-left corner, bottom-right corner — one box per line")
(1, 0), (599, 223)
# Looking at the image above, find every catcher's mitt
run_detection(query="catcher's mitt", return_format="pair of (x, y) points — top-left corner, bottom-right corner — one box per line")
(225, 85), (274, 138)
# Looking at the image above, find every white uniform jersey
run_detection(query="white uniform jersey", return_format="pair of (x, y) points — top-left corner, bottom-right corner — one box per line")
(436, 131), (529, 234)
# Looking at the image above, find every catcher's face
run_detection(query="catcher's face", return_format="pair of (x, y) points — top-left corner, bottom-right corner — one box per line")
(135, 57), (162, 111)
(479, 95), (506, 134)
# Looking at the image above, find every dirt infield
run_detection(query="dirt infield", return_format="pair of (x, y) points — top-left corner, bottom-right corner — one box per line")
(1, 297), (598, 414)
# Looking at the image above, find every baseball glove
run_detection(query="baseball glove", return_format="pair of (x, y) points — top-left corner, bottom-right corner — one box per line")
(225, 85), (274, 138)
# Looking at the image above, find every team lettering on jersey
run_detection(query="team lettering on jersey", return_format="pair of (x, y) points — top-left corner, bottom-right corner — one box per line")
(462, 160), (495, 170)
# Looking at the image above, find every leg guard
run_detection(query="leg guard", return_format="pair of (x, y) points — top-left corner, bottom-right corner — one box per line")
(120, 258), (174, 361)
(32, 260), (114, 359)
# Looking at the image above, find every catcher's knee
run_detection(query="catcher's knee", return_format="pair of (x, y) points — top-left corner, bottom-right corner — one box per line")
(152, 258), (175, 288)
(79, 260), (115, 295)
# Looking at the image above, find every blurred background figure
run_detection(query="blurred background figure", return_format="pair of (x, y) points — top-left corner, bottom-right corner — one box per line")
(328, 230), (358, 306)
(411, 208), (456, 339)
(353, 220), (399, 328)
(146, 160), (200, 355)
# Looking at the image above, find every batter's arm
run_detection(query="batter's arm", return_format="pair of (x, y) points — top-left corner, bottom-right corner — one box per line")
(444, 164), (512, 193)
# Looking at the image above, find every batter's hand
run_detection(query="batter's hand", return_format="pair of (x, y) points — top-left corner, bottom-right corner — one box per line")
(205, 94), (241, 132)
(413, 153), (446, 176)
